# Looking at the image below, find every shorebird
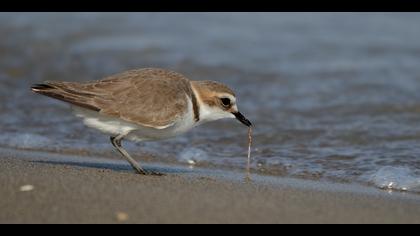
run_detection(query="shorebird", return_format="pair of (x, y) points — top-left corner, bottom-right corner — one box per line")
(31, 68), (252, 175)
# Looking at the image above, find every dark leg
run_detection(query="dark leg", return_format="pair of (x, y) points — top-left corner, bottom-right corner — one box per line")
(110, 135), (163, 176)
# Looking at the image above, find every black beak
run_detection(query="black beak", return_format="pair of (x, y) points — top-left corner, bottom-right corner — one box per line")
(233, 112), (252, 127)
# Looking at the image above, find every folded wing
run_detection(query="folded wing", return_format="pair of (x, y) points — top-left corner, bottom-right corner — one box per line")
(31, 68), (193, 129)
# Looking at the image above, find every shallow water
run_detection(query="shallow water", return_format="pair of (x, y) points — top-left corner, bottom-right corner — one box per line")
(1, 13), (420, 192)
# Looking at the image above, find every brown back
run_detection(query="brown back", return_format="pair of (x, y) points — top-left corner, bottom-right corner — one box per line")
(32, 68), (194, 128)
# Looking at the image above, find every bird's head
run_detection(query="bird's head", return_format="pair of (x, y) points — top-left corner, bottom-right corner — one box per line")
(191, 80), (252, 127)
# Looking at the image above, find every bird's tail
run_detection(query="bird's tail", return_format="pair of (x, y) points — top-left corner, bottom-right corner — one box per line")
(31, 81), (100, 112)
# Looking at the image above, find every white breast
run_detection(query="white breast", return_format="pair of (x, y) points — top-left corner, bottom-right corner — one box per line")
(72, 95), (196, 142)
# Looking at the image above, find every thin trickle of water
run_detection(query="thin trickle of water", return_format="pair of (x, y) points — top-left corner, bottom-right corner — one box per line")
(246, 127), (253, 180)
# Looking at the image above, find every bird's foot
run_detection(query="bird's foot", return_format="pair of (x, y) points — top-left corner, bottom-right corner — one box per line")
(145, 170), (165, 176)
(135, 169), (165, 176)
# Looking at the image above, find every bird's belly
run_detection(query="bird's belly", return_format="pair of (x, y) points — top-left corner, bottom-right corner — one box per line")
(128, 109), (197, 141)
(126, 124), (191, 142)
(72, 106), (196, 142)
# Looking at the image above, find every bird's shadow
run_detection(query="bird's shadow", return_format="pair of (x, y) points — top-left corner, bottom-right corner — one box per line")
(30, 159), (191, 175)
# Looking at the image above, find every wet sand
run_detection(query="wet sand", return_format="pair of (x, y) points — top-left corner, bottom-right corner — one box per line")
(1, 150), (420, 224)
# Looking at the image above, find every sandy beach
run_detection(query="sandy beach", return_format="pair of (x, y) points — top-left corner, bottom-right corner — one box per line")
(0, 148), (419, 224)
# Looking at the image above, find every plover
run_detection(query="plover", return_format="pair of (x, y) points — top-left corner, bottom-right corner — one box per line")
(31, 68), (252, 175)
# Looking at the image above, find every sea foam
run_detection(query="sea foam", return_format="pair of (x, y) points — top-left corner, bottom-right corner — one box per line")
(370, 166), (420, 193)
(177, 148), (208, 165)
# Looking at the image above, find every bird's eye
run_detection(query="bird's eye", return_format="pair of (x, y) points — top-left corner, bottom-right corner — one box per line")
(220, 97), (231, 107)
